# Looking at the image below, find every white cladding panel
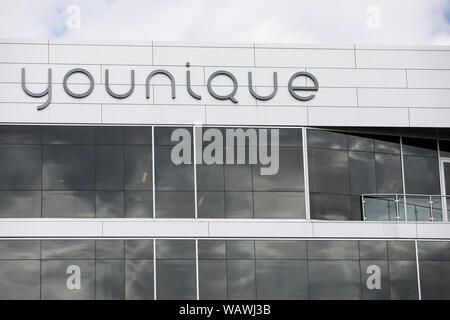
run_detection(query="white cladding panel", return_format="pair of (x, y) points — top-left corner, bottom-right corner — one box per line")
(0, 40), (449, 127)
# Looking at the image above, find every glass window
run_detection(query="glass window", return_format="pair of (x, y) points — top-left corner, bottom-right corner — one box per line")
(43, 127), (94, 144)
(96, 191), (124, 218)
(255, 240), (307, 260)
(0, 126), (41, 144)
(256, 260), (308, 300)
(254, 192), (305, 219)
(348, 134), (374, 152)
(374, 137), (400, 154)
(41, 260), (95, 300)
(308, 148), (350, 194)
(310, 193), (352, 220)
(226, 240), (255, 259)
(155, 191), (195, 218)
(387, 241), (416, 260)
(95, 127), (123, 145)
(156, 260), (196, 300)
(308, 240), (359, 259)
(307, 130), (348, 150)
(0, 145), (41, 190)
(198, 240), (226, 260)
(0, 191), (41, 218)
(197, 163), (224, 191)
(225, 192), (253, 218)
(199, 260), (227, 300)
(124, 191), (152, 218)
(155, 127), (192, 146)
(419, 261), (450, 300)
(155, 146), (194, 191)
(227, 260), (256, 300)
(156, 240), (195, 260)
(360, 260), (390, 300)
(375, 153), (403, 193)
(349, 151), (376, 195)
(0, 240), (40, 259)
(124, 127), (152, 145)
(96, 260), (125, 300)
(125, 240), (154, 260)
(95, 145), (124, 190)
(359, 241), (388, 260)
(224, 164), (253, 191)
(96, 240), (125, 260)
(42, 240), (95, 260)
(197, 191), (225, 218)
(0, 261), (40, 300)
(388, 261), (418, 300)
(404, 156), (440, 194)
(402, 137), (437, 158)
(308, 260), (361, 299)
(418, 241), (450, 260)
(42, 191), (95, 218)
(43, 145), (94, 190)
(125, 260), (154, 300)
(253, 148), (304, 191)
(124, 146), (152, 190)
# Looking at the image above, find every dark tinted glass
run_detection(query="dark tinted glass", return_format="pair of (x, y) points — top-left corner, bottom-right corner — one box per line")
(225, 192), (253, 218)
(124, 191), (152, 218)
(418, 241), (450, 260)
(199, 260), (227, 299)
(388, 261), (418, 300)
(197, 163), (224, 191)
(348, 134), (374, 152)
(96, 240), (124, 260)
(155, 191), (195, 218)
(156, 240), (195, 259)
(360, 260), (390, 300)
(0, 240), (40, 259)
(374, 137), (400, 154)
(255, 240), (307, 259)
(226, 241), (255, 259)
(308, 260), (361, 299)
(125, 240), (154, 259)
(0, 261), (40, 299)
(124, 146), (152, 190)
(0, 191), (41, 218)
(95, 146), (124, 190)
(43, 145), (94, 190)
(43, 127), (94, 144)
(256, 260), (308, 299)
(96, 191), (124, 218)
(254, 192), (305, 219)
(227, 260), (256, 300)
(310, 193), (352, 220)
(359, 241), (388, 260)
(349, 151), (376, 195)
(402, 137), (437, 158)
(95, 127), (123, 144)
(308, 240), (359, 259)
(404, 156), (440, 194)
(96, 260), (125, 300)
(42, 191), (95, 218)
(0, 126), (41, 144)
(388, 241), (416, 260)
(307, 130), (348, 150)
(308, 148), (350, 194)
(0, 145), (41, 190)
(125, 260), (154, 300)
(198, 240), (226, 259)
(41, 260), (95, 300)
(375, 153), (403, 193)
(42, 240), (95, 259)
(155, 127), (192, 146)
(155, 146), (193, 190)
(224, 165), (253, 191)
(156, 260), (196, 300)
(419, 261), (450, 300)
(124, 127), (152, 145)
(197, 191), (225, 218)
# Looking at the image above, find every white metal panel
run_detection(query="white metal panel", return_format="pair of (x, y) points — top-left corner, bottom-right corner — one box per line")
(407, 70), (450, 89)
(0, 43), (48, 63)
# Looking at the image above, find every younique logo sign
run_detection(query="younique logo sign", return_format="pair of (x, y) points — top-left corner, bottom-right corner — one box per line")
(21, 64), (319, 110)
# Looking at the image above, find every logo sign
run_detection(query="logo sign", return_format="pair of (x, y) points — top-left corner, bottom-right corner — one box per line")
(21, 65), (319, 110)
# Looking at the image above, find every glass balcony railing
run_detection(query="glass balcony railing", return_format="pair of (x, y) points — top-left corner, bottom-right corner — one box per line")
(361, 194), (449, 222)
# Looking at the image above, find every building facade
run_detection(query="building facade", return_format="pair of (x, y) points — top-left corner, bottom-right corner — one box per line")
(0, 40), (449, 299)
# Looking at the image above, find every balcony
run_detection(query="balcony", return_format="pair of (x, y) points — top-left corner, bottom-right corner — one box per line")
(362, 194), (449, 222)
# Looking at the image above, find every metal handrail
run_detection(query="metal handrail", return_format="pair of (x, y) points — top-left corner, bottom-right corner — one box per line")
(361, 193), (448, 222)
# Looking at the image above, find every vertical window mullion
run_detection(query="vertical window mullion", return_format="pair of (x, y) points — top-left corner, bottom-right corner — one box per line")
(302, 127), (311, 221)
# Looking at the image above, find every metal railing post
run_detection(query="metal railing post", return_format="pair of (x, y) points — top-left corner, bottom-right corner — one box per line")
(362, 195), (367, 221)
(395, 194), (400, 222)
(429, 195), (434, 222)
